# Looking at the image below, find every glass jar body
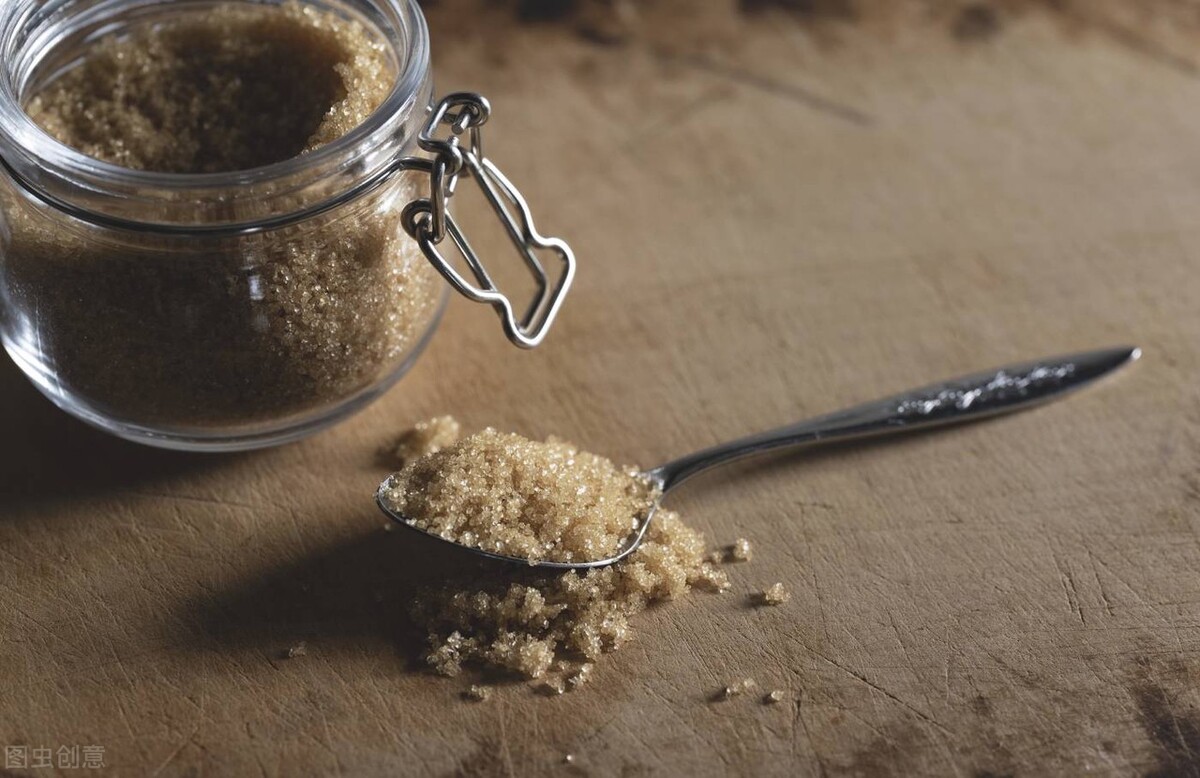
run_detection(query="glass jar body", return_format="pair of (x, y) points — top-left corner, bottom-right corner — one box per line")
(0, 0), (442, 450)
(0, 175), (445, 450)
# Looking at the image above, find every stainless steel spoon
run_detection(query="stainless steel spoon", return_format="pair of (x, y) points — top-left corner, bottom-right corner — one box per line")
(376, 346), (1139, 570)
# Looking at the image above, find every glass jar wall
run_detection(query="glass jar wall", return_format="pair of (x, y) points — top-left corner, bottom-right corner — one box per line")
(0, 0), (444, 450)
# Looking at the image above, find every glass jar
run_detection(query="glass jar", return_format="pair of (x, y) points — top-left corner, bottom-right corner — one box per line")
(0, 0), (573, 451)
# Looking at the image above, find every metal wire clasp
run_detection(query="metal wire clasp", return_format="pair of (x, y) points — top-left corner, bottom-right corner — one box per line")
(399, 93), (576, 349)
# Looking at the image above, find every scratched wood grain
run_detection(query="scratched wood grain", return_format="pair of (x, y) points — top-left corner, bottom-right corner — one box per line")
(3, 1), (1200, 775)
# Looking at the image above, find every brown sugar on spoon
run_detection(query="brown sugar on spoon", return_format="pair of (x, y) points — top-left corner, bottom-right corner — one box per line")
(386, 420), (732, 689)
(380, 427), (661, 564)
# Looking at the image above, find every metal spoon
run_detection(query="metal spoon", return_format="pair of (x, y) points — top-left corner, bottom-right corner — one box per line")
(376, 345), (1139, 570)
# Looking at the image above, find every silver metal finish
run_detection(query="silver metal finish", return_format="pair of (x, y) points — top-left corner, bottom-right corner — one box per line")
(376, 345), (1140, 569)
(401, 93), (576, 349)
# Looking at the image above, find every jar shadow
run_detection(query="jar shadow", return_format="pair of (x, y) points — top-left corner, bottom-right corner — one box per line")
(171, 524), (502, 672)
(0, 354), (242, 513)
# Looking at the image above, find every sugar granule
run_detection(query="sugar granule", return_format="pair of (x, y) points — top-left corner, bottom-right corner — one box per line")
(765, 690), (786, 704)
(391, 416), (462, 466)
(465, 685), (492, 702)
(759, 583), (791, 606)
(722, 678), (757, 699)
(568, 663), (595, 689)
(730, 538), (753, 562)
(540, 676), (567, 696)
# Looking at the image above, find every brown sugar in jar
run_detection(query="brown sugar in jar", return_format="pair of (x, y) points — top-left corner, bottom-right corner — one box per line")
(26, 4), (395, 175)
(0, 0), (443, 449)
(0, 0), (576, 449)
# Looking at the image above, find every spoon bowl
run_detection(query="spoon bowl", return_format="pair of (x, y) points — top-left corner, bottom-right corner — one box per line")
(375, 470), (663, 569)
(376, 346), (1140, 570)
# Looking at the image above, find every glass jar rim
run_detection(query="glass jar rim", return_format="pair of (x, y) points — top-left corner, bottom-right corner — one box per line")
(0, 0), (432, 227)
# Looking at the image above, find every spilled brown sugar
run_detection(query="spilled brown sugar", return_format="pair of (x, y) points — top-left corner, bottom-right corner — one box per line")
(381, 427), (660, 564)
(409, 507), (731, 684)
(464, 685), (492, 702)
(722, 678), (757, 699)
(391, 419), (732, 690)
(730, 538), (753, 562)
(758, 582), (791, 606)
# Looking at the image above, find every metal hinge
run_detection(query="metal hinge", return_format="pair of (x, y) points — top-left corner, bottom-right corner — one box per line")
(399, 93), (576, 349)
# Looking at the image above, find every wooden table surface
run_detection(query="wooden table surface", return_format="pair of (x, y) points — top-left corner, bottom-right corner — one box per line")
(4, 1), (1200, 775)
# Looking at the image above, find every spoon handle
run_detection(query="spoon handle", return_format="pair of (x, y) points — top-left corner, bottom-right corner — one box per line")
(649, 346), (1139, 493)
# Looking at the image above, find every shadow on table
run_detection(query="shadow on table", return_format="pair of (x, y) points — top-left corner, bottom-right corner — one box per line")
(176, 521), (523, 667)
(166, 428), (1002, 679)
(0, 354), (239, 512)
